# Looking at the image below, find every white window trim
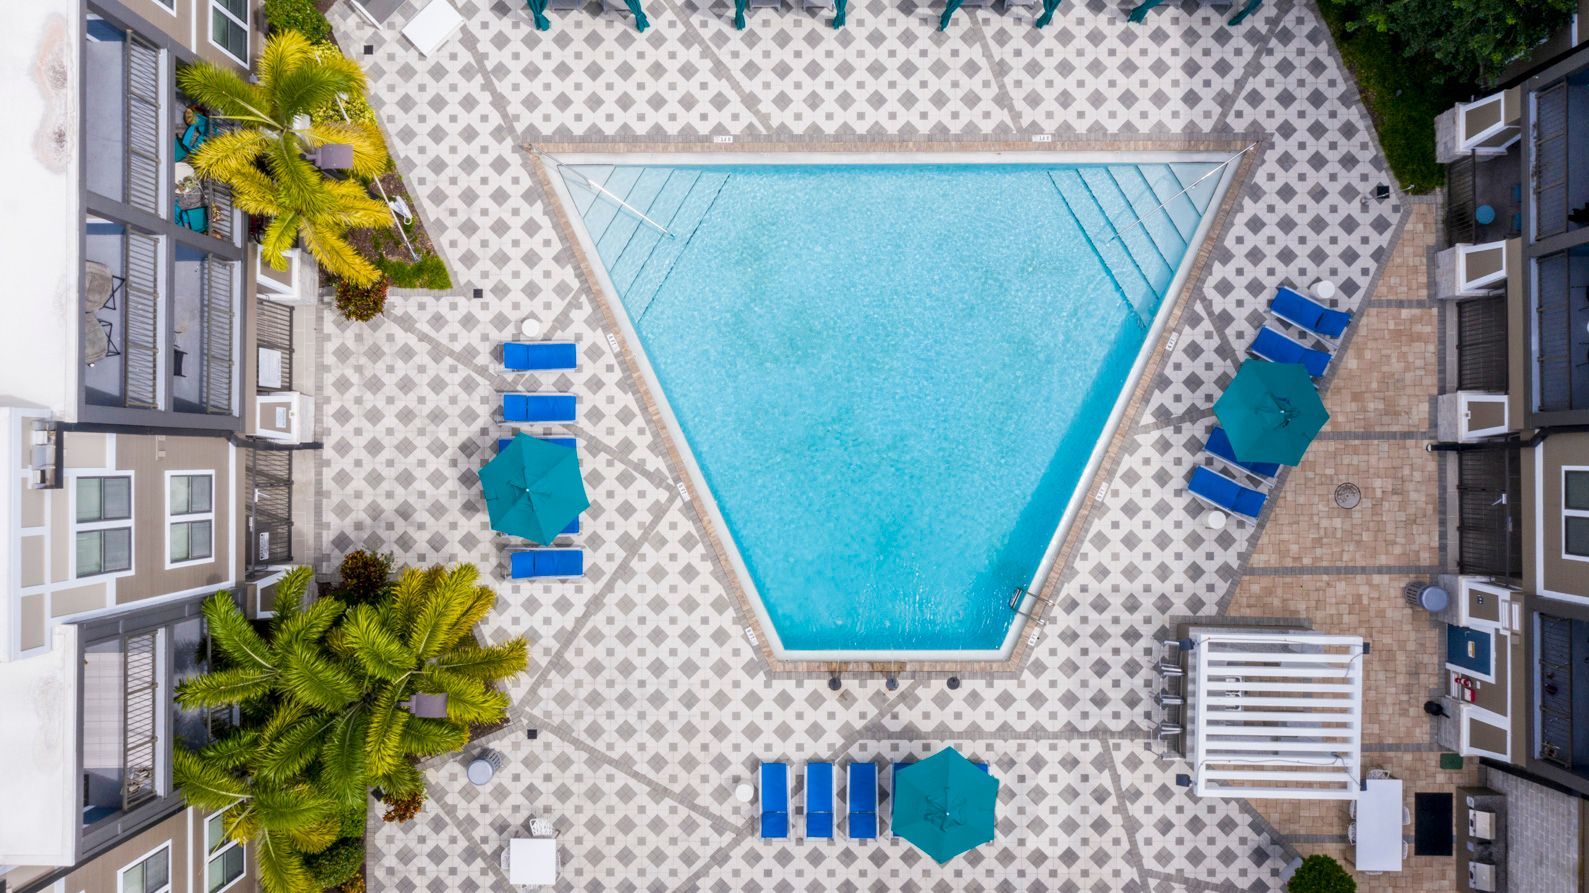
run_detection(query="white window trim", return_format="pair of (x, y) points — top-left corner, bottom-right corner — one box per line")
(70, 471), (136, 581)
(1562, 466), (1589, 563)
(166, 470), (216, 570)
(117, 841), (173, 893)
(207, 0), (250, 67)
(204, 808), (246, 893)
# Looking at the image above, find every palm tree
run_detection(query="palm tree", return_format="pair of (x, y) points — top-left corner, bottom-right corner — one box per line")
(177, 31), (390, 285)
(174, 564), (528, 893)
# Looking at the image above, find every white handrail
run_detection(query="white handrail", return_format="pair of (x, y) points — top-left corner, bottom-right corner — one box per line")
(1105, 142), (1259, 244)
(529, 145), (674, 238)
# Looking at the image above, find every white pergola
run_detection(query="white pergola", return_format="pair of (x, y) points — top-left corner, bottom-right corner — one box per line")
(1186, 629), (1365, 800)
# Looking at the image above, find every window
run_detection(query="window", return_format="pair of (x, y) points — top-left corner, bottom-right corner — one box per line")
(209, 0), (248, 64)
(205, 812), (245, 893)
(168, 472), (214, 566)
(1566, 469), (1589, 560)
(76, 475), (133, 577)
(119, 844), (171, 893)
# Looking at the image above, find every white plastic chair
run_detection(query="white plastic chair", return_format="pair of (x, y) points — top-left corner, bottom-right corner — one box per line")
(1402, 806), (1411, 826)
(1346, 823), (1356, 845)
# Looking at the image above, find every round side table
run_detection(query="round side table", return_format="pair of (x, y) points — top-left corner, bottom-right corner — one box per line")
(520, 318), (543, 339)
(733, 783), (754, 804)
(1311, 280), (1337, 301)
(1205, 510), (1228, 530)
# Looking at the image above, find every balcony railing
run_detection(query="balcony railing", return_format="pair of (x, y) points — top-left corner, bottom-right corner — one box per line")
(125, 34), (161, 216)
(255, 298), (294, 391)
(247, 447), (293, 572)
(1456, 296), (1508, 391)
(121, 631), (160, 811)
(1535, 81), (1569, 239)
(1538, 613), (1574, 770)
(1447, 154), (1477, 245)
(1456, 448), (1522, 579)
(200, 258), (235, 414)
(123, 231), (161, 409)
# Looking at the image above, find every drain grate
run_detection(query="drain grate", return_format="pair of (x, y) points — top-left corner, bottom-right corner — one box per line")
(1334, 482), (1361, 509)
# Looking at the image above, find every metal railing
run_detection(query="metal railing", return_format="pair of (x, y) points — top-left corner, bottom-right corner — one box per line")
(123, 231), (161, 408)
(255, 297), (294, 391)
(1456, 296), (1508, 391)
(1536, 253), (1573, 411)
(124, 34), (161, 216)
(247, 448), (293, 571)
(121, 631), (160, 811)
(1537, 614), (1573, 770)
(1446, 153), (1477, 246)
(200, 258), (235, 414)
(1534, 81), (1568, 239)
(1456, 448), (1521, 579)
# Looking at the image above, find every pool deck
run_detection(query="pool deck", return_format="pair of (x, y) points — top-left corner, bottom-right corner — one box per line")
(317, 0), (1439, 889)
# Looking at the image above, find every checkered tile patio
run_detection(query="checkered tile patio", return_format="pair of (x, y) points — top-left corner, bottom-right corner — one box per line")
(320, 0), (1406, 888)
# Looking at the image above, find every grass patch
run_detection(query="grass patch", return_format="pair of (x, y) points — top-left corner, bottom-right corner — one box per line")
(1318, 2), (1473, 194)
(374, 253), (452, 289)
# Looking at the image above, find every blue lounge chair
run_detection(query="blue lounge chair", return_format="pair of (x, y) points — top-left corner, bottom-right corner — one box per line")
(806, 762), (834, 839)
(1270, 286), (1351, 341)
(508, 548), (584, 579)
(1204, 426), (1280, 483)
(1249, 325), (1331, 379)
(503, 393), (577, 423)
(847, 762), (877, 839)
(504, 341), (578, 372)
(495, 436), (580, 536)
(760, 762), (790, 839)
(1187, 466), (1267, 520)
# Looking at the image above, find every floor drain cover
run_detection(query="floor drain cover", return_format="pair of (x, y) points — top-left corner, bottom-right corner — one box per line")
(1334, 482), (1361, 509)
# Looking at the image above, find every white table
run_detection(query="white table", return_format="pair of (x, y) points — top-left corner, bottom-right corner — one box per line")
(1354, 778), (1403, 872)
(1205, 510), (1228, 530)
(1311, 280), (1338, 301)
(466, 756), (497, 785)
(507, 837), (558, 885)
(520, 317), (543, 338)
(401, 0), (465, 57)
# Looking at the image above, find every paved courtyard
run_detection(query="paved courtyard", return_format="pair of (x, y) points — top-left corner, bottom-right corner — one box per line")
(317, 0), (1421, 889)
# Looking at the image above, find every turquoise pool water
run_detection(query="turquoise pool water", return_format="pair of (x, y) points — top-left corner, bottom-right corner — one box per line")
(561, 162), (1218, 652)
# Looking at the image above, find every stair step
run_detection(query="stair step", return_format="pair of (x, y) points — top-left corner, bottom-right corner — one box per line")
(1134, 163), (1203, 244)
(1048, 170), (1157, 321)
(624, 171), (731, 321)
(595, 167), (674, 270)
(1170, 162), (1222, 218)
(1104, 165), (1187, 279)
(608, 170), (701, 296)
(1077, 167), (1175, 297)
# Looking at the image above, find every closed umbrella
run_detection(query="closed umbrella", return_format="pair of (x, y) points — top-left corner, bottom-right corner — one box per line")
(1034, 0), (1060, 27)
(478, 434), (589, 545)
(734, 0), (748, 29)
(938, 0), (963, 30)
(524, 0), (550, 30)
(1226, 0), (1261, 25)
(626, 0), (649, 30)
(1126, 0), (1163, 23)
(892, 748), (999, 864)
(1213, 360), (1329, 466)
(832, 0), (846, 27)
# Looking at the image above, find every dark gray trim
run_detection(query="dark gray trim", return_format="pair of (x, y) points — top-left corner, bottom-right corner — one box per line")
(77, 403), (242, 432)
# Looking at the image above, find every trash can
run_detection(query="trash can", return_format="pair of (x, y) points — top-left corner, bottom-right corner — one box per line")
(1403, 582), (1449, 613)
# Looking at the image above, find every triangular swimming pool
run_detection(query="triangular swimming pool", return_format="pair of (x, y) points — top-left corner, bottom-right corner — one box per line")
(554, 159), (1228, 657)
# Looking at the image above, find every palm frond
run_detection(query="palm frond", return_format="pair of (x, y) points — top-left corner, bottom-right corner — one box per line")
(279, 645), (361, 711)
(186, 129), (269, 182)
(398, 717), (470, 758)
(372, 761), (427, 801)
(304, 120), (389, 178)
(264, 140), (329, 218)
(256, 30), (316, 106)
(172, 747), (252, 811)
(297, 224), (382, 285)
(276, 596), (345, 648)
(419, 668), (511, 726)
(174, 665), (274, 708)
(256, 713), (336, 784)
(202, 592), (276, 670)
(444, 584), (498, 646)
(253, 827), (317, 893)
(318, 181), (392, 229)
(220, 802), (257, 846)
(363, 684), (411, 777)
(198, 729), (260, 770)
(224, 168), (285, 217)
(390, 568), (430, 630)
(176, 62), (268, 123)
(259, 213), (301, 269)
(432, 639), (528, 682)
(318, 711), (369, 808)
(341, 605), (412, 681)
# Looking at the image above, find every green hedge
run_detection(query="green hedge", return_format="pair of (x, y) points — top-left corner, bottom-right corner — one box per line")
(306, 838), (366, 889)
(374, 254), (452, 290)
(264, 0), (332, 42)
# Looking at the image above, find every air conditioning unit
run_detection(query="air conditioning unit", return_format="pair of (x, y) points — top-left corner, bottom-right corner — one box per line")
(1468, 860), (1497, 892)
(254, 392), (314, 443)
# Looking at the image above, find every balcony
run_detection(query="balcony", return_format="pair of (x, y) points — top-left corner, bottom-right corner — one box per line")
(1532, 69), (1589, 240)
(83, 17), (162, 216)
(1534, 245), (1589, 413)
(1536, 613), (1588, 781)
(1455, 448), (1522, 579)
(83, 218), (161, 409)
(82, 632), (163, 828)
(174, 105), (236, 242)
(1446, 146), (1524, 246)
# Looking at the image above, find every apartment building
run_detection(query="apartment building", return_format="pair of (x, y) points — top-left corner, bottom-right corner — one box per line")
(0, 0), (319, 889)
(1433, 8), (1589, 889)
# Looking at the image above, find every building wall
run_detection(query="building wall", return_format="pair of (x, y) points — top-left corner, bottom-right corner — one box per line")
(1481, 765), (1583, 892)
(13, 430), (237, 653)
(111, 0), (262, 72)
(1534, 432), (1589, 600)
(56, 804), (256, 893)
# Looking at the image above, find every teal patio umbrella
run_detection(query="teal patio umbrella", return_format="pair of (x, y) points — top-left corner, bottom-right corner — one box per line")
(832, 0), (846, 27)
(892, 748), (1000, 864)
(479, 434), (589, 545)
(1213, 359), (1329, 466)
(524, 0), (550, 30)
(1034, 0), (1060, 27)
(1126, 0), (1163, 23)
(626, 0), (650, 30)
(734, 0), (748, 29)
(938, 0), (963, 30)
(1227, 0), (1261, 25)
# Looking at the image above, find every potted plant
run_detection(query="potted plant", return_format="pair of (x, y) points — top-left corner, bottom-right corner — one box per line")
(1285, 854), (1355, 893)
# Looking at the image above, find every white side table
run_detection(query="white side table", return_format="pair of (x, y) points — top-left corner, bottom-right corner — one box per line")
(733, 783), (754, 804)
(1205, 510), (1228, 530)
(520, 317), (543, 339)
(1311, 280), (1338, 301)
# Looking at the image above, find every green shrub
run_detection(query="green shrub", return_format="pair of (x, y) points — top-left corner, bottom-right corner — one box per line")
(1286, 854), (1356, 893)
(305, 838), (365, 889)
(339, 804), (368, 840)
(334, 277), (389, 322)
(263, 0), (332, 42)
(374, 254), (452, 290)
(335, 550), (393, 605)
(1329, 0), (1575, 88)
